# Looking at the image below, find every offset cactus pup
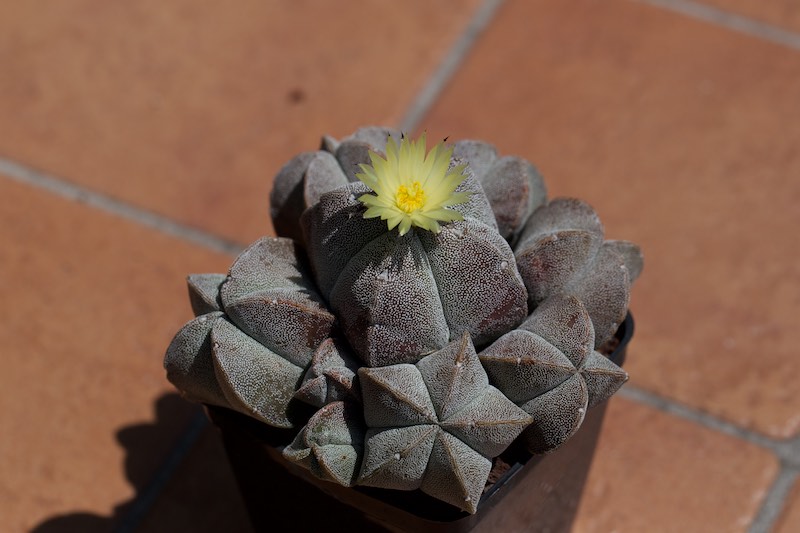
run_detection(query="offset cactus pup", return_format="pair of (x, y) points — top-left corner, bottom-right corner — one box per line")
(206, 313), (632, 533)
(165, 126), (642, 529)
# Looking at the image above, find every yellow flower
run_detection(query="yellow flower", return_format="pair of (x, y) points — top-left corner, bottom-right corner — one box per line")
(356, 133), (471, 236)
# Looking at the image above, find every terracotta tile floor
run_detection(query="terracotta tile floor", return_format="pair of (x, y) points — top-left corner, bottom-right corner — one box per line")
(2, 0), (798, 531)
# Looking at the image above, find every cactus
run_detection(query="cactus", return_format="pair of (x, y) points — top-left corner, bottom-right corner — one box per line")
(165, 126), (641, 514)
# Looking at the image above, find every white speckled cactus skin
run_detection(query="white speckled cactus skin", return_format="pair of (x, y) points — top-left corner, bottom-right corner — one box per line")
(452, 139), (547, 244)
(270, 126), (402, 244)
(514, 198), (643, 347)
(165, 126), (642, 514)
(301, 182), (528, 367)
(479, 295), (628, 454)
(293, 338), (361, 408)
(357, 334), (531, 513)
(165, 237), (335, 428)
(283, 401), (365, 487)
(298, 133), (529, 366)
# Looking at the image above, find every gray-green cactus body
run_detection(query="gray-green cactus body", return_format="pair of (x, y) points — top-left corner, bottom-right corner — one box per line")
(301, 178), (528, 367)
(283, 401), (365, 487)
(165, 237), (338, 428)
(479, 295), (628, 454)
(187, 273), (227, 315)
(164, 311), (229, 407)
(453, 140), (547, 243)
(334, 126), (403, 182)
(293, 338), (361, 408)
(356, 334), (532, 513)
(514, 198), (642, 347)
(220, 237), (335, 369)
(164, 310), (304, 428)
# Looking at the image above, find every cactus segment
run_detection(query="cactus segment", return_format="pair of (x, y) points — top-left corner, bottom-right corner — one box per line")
(453, 140), (548, 244)
(568, 243), (631, 349)
(452, 139), (498, 180)
(515, 199), (634, 347)
(302, 151), (349, 207)
(187, 274), (227, 316)
(224, 294), (335, 369)
(269, 149), (351, 243)
(301, 183), (388, 298)
(221, 237), (314, 301)
(211, 317), (304, 428)
(480, 156), (547, 242)
(415, 333), (488, 421)
(606, 239), (644, 282)
(581, 350), (629, 409)
(342, 126), (403, 155)
(320, 134), (339, 153)
(283, 401), (365, 487)
(359, 365), (438, 428)
(335, 140), (374, 182)
(514, 197), (604, 308)
(518, 294), (594, 367)
(359, 425), (438, 490)
(421, 430), (491, 514)
(516, 229), (603, 307)
(330, 231), (449, 367)
(441, 385), (534, 458)
(419, 219), (528, 348)
(517, 198), (604, 249)
(448, 172), (498, 230)
(270, 151), (319, 242)
(221, 237), (334, 368)
(479, 295), (627, 454)
(519, 374), (588, 454)
(479, 329), (576, 404)
(164, 312), (229, 407)
(294, 338), (362, 408)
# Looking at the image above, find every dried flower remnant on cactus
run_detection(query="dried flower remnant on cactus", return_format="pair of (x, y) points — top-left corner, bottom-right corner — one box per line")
(356, 132), (472, 236)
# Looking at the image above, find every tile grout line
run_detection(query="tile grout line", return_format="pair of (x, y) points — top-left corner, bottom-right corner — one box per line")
(620, 386), (795, 458)
(0, 156), (244, 527)
(0, 156), (245, 256)
(621, 385), (800, 532)
(399, 0), (506, 133)
(637, 0), (800, 52)
(749, 466), (799, 533)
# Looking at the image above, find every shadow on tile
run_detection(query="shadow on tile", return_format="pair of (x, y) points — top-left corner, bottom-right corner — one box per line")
(30, 394), (252, 533)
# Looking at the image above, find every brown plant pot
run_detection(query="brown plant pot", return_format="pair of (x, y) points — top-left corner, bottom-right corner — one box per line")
(206, 313), (633, 533)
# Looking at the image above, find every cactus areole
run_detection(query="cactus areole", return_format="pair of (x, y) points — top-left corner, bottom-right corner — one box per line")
(165, 127), (643, 518)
